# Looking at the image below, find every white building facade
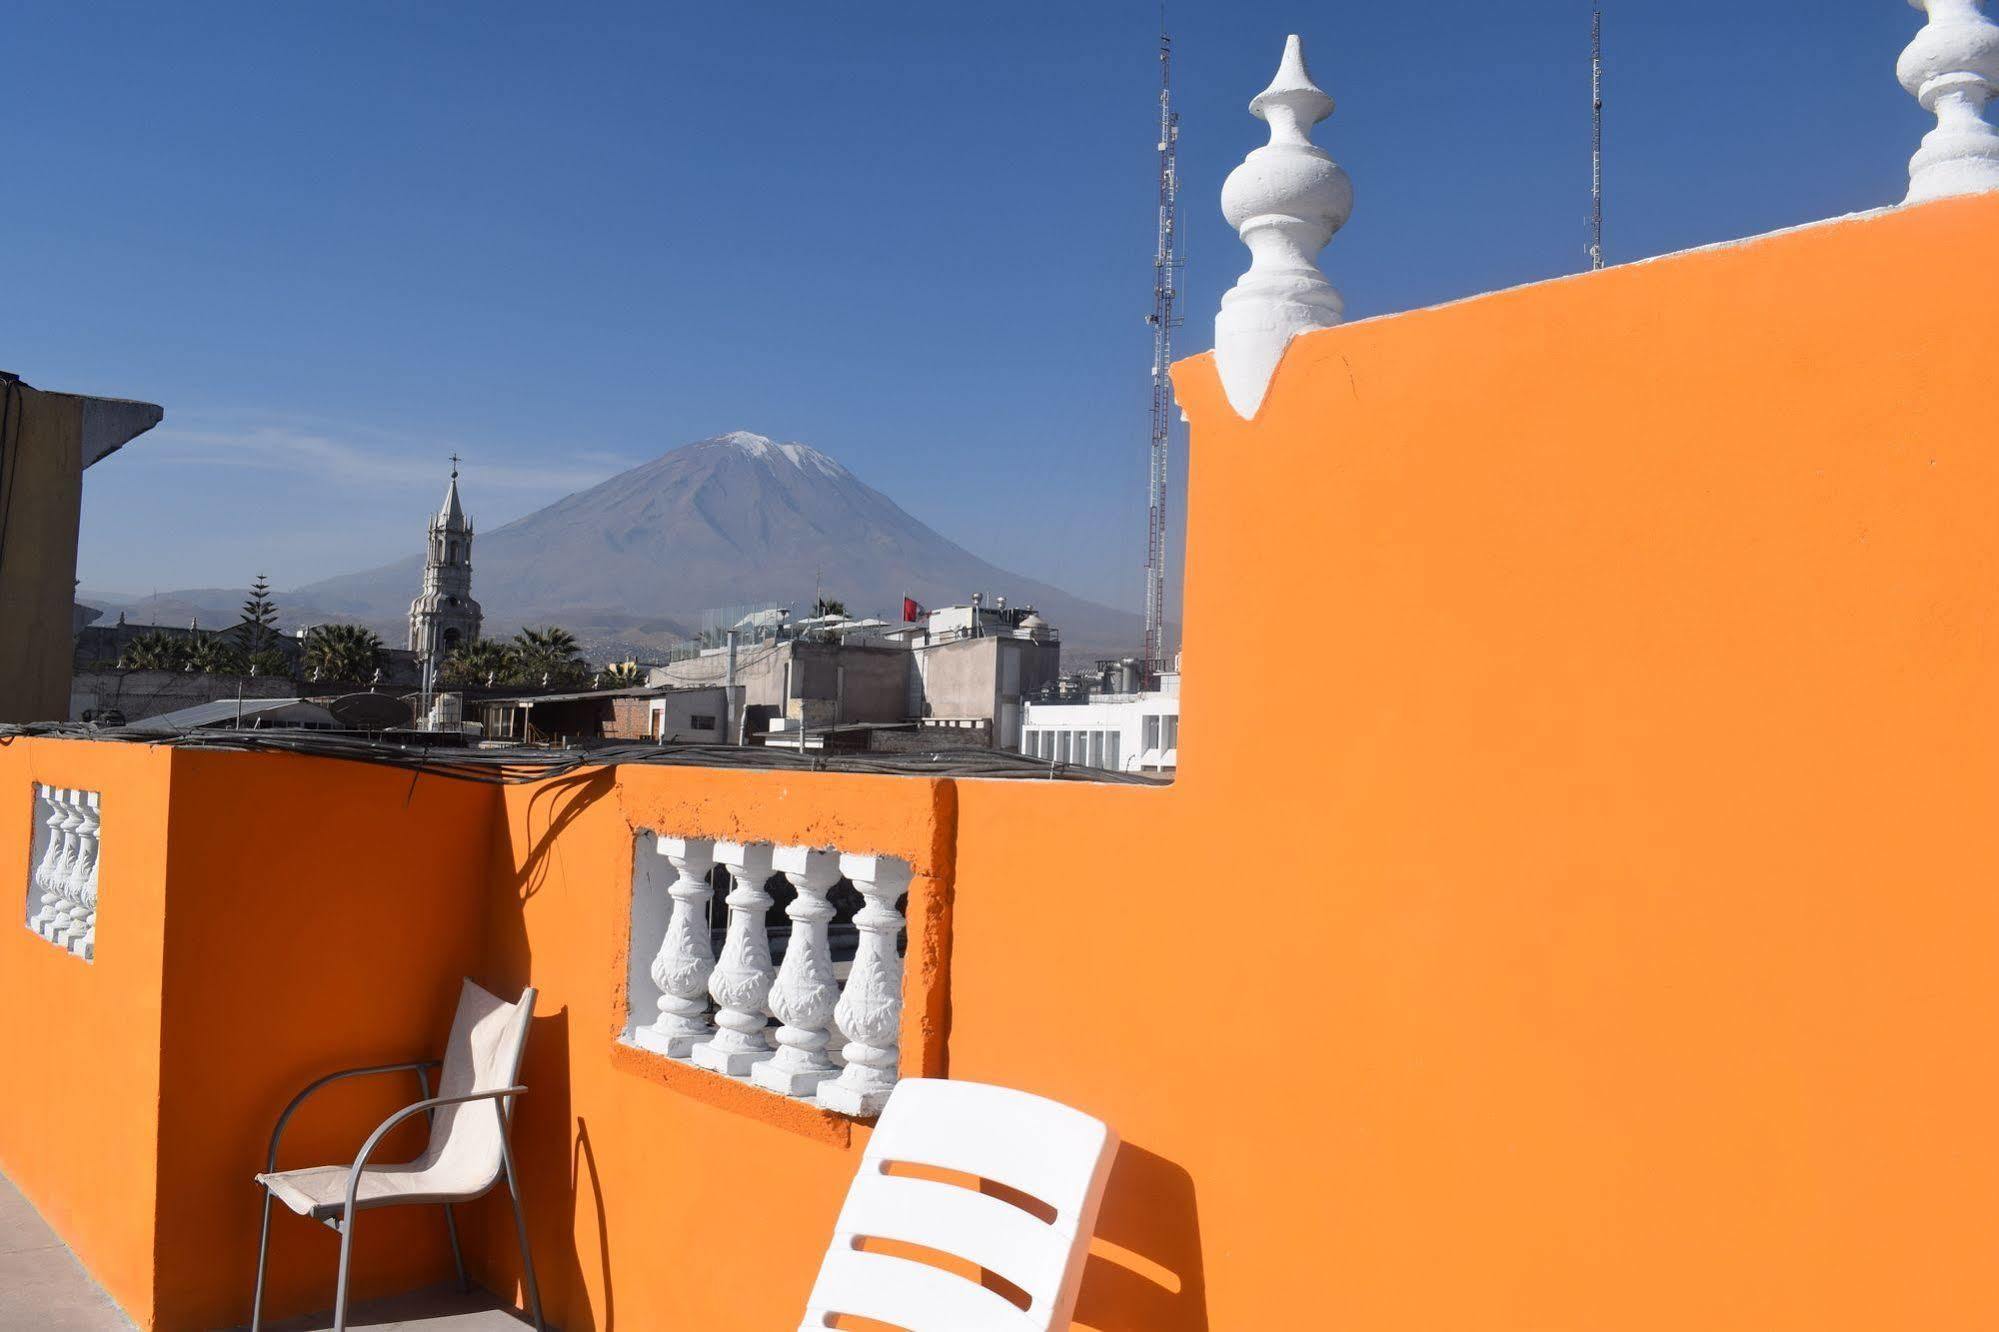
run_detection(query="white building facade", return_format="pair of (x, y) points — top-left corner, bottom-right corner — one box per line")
(1019, 673), (1179, 776)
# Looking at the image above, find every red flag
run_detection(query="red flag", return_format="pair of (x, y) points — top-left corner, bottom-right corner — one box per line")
(902, 596), (925, 623)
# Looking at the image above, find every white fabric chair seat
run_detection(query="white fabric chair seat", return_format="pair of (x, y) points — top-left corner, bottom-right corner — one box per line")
(250, 979), (545, 1332)
(257, 1157), (497, 1219)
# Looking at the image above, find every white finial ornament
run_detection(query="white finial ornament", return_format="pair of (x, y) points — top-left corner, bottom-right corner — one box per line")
(1900, 0), (1999, 203)
(1214, 34), (1352, 419)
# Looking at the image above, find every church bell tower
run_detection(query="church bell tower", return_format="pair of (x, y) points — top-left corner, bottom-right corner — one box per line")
(408, 457), (482, 661)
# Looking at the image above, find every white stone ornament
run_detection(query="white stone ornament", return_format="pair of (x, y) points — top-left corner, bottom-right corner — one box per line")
(634, 836), (717, 1058)
(61, 792), (100, 958)
(817, 854), (913, 1118)
(1900, 0), (1999, 203)
(1214, 34), (1352, 419)
(691, 841), (779, 1076)
(46, 791), (85, 942)
(28, 787), (67, 935)
(752, 846), (844, 1098)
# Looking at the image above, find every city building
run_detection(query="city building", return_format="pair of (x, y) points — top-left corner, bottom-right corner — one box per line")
(887, 595), (1062, 750)
(407, 461), (482, 666)
(1021, 664), (1180, 774)
(477, 683), (738, 744)
(0, 373), (161, 722)
(650, 598), (1056, 750)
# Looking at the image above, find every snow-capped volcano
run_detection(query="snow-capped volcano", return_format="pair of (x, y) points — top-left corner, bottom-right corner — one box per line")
(284, 431), (1143, 660)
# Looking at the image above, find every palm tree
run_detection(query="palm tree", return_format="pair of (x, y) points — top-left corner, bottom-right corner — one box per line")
(183, 636), (246, 675)
(300, 624), (386, 684)
(440, 638), (515, 687)
(510, 626), (587, 688)
(118, 631), (187, 671)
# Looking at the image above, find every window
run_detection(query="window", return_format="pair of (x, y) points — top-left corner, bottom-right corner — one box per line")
(1056, 731), (1071, 764)
(1143, 715), (1161, 750)
(1163, 715), (1179, 750)
(689, 714), (718, 731)
(1105, 732), (1120, 770)
(1087, 731), (1104, 768)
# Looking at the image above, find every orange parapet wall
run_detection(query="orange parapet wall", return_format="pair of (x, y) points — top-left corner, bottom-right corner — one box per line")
(0, 737), (172, 1329)
(4, 193), (1998, 1332)
(964, 190), (1997, 1331)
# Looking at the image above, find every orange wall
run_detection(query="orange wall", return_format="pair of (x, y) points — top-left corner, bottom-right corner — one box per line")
(7, 193), (1999, 1331)
(957, 191), (1999, 1331)
(0, 737), (172, 1327)
(145, 748), (498, 1330)
(460, 764), (954, 1332)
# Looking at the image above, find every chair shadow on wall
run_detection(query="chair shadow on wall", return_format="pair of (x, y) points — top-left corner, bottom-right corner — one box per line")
(470, 1005), (616, 1332)
(1071, 1142), (1209, 1332)
(509, 767), (616, 909)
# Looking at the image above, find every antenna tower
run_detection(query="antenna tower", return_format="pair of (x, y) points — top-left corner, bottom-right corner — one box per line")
(1143, 16), (1183, 679)
(1590, 3), (1604, 270)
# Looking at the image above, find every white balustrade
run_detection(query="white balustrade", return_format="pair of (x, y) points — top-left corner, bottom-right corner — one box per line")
(752, 845), (843, 1097)
(24, 785), (101, 961)
(691, 841), (779, 1076)
(625, 833), (914, 1116)
(1214, 33), (1351, 420)
(28, 787), (69, 936)
(818, 853), (914, 1118)
(1900, 0), (1999, 203)
(633, 836), (717, 1058)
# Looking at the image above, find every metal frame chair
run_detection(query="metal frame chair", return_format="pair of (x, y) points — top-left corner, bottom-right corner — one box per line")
(249, 979), (546, 1332)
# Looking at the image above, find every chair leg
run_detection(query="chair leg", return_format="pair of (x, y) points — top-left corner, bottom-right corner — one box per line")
(442, 1201), (469, 1292)
(416, 1067), (469, 1292)
(250, 1189), (273, 1332)
(332, 1207), (357, 1332)
(500, 1138), (545, 1331)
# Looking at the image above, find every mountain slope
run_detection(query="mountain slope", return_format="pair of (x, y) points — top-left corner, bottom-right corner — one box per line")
(290, 431), (1146, 662)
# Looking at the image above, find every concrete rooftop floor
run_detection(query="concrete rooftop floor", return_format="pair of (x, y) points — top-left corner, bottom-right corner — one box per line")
(0, 1169), (131, 1330)
(1, 1170), (539, 1331)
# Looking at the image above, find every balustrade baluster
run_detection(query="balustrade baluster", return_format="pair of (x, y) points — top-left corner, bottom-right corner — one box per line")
(61, 793), (101, 959)
(43, 790), (85, 943)
(818, 854), (912, 1117)
(634, 836), (717, 1058)
(27, 786), (65, 936)
(753, 846), (843, 1097)
(691, 841), (778, 1075)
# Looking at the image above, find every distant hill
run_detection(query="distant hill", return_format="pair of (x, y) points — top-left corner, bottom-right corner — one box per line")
(87, 432), (1152, 665)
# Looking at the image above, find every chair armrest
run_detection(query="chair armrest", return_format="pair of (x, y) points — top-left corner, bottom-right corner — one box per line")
(264, 1060), (443, 1173)
(342, 1087), (530, 1213)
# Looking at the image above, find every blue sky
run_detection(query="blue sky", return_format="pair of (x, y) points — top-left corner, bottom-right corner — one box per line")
(10, 1), (1929, 610)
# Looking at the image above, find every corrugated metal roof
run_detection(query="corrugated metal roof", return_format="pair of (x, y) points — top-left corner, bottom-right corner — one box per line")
(128, 698), (340, 734)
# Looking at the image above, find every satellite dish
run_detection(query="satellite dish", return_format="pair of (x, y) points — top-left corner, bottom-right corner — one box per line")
(326, 693), (412, 731)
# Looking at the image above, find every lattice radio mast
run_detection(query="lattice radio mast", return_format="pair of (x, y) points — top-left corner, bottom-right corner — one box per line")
(1590, 2), (1604, 270)
(1143, 17), (1184, 679)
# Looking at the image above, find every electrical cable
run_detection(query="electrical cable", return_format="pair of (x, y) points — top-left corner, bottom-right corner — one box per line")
(0, 722), (1168, 787)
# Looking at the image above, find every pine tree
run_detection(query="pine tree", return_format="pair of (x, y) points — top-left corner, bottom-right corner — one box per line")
(234, 574), (289, 676)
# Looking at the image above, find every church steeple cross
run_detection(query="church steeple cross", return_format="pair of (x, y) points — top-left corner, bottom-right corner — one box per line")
(449, 452), (461, 479)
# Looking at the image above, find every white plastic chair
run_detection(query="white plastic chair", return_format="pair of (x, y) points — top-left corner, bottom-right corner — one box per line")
(800, 1077), (1119, 1331)
(249, 978), (545, 1332)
